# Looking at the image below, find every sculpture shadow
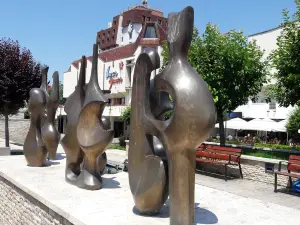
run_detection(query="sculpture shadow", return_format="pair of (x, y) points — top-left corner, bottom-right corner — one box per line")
(101, 177), (121, 189)
(275, 187), (300, 197)
(51, 153), (66, 161)
(133, 201), (218, 224)
(43, 160), (60, 167)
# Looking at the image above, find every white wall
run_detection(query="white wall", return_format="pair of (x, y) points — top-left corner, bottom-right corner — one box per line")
(119, 23), (142, 45)
(63, 65), (78, 98)
(232, 27), (296, 120)
(248, 28), (282, 84)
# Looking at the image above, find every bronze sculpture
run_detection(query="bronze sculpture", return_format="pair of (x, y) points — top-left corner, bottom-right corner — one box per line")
(24, 67), (60, 166)
(62, 43), (113, 190)
(41, 71), (60, 159)
(128, 6), (216, 225)
(61, 56), (86, 184)
(76, 43), (114, 190)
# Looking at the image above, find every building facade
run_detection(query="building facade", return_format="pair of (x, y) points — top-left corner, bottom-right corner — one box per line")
(63, 4), (294, 137)
(233, 26), (295, 120)
(63, 2), (167, 137)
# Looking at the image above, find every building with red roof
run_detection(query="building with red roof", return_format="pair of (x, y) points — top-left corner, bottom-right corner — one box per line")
(63, 1), (168, 137)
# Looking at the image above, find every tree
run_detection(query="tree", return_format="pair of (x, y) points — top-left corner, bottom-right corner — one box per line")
(269, 0), (300, 107)
(286, 107), (300, 142)
(0, 38), (43, 147)
(59, 82), (66, 105)
(161, 25), (268, 146)
(120, 106), (131, 125)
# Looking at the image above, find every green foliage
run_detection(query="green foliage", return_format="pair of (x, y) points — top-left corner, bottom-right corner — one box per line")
(269, 0), (300, 107)
(164, 110), (173, 120)
(108, 144), (126, 150)
(286, 107), (300, 140)
(120, 106), (131, 124)
(59, 82), (66, 105)
(24, 110), (30, 119)
(0, 38), (43, 116)
(161, 24), (268, 145)
(119, 135), (126, 147)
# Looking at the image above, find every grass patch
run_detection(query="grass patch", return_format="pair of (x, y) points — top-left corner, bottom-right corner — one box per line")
(241, 148), (290, 160)
(108, 144), (126, 151)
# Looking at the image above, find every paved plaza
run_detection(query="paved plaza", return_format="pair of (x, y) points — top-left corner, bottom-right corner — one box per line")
(0, 138), (299, 225)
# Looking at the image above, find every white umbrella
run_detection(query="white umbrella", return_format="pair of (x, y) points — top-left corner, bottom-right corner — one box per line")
(272, 119), (287, 132)
(246, 118), (278, 132)
(215, 118), (248, 130)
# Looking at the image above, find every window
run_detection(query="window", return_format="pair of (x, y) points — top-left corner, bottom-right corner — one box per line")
(269, 102), (276, 110)
(142, 15), (146, 23)
(102, 39), (105, 44)
(107, 38), (110, 42)
(112, 36), (115, 40)
(113, 29), (116, 34)
(147, 17), (151, 21)
(144, 24), (157, 38)
(114, 20), (116, 25)
(112, 98), (125, 105)
(158, 20), (162, 25)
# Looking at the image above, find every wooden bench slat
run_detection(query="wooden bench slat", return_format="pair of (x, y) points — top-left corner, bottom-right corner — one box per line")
(287, 164), (300, 173)
(290, 155), (300, 161)
(196, 158), (227, 165)
(206, 146), (242, 153)
(196, 151), (240, 163)
(275, 171), (300, 179)
(288, 160), (300, 165)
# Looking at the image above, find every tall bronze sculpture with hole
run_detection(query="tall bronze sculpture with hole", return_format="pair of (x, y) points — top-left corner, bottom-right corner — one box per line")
(128, 6), (216, 225)
(62, 43), (113, 190)
(24, 67), (60, 166)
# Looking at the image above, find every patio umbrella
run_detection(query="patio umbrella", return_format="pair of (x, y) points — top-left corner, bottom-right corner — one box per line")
(215, 118), (248, 130)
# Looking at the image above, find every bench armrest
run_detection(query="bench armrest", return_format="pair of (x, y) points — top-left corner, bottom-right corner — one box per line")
(278, 160), (288, 172)
(228, 154), (241, 164)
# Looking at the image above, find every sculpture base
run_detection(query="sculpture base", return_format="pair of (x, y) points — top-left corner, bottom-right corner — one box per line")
(0, 150), (298, 225)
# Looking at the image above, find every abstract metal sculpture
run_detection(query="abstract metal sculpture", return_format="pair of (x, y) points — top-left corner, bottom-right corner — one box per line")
(61, 56), (86, 184)
(128, 6), (216, 225)
(24, 67), (60, 166)
(62, 43), (113, 190)
(41, 71), (60, 159)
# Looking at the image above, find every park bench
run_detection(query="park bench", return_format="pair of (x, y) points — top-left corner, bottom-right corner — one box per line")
(196, 144), (243, 181)
(274, 155), (300, 192)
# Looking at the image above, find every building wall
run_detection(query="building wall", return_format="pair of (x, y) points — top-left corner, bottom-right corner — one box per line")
(233, 27), (295, 119)
(119, 23), (143, 45)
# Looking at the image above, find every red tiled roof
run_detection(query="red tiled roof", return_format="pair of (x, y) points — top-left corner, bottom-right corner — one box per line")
(139, 38), (160, 45)
(99, 44), (137, 62)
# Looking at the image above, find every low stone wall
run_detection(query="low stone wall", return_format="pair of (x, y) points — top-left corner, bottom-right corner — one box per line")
(0, 176), (73, 225)
(0, 119), (30, 144)
(197, 155), (294, 187)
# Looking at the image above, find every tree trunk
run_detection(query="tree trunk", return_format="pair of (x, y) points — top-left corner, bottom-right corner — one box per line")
(4, 114), (9, 147)
(218, 113), (226, 146)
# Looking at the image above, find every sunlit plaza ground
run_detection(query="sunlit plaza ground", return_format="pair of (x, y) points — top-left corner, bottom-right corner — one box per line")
(0, 138), (299, 225)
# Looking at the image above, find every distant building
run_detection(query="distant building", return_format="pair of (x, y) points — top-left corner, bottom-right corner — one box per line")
(233, 26), (295, 120)
(63, 1), (167, 137)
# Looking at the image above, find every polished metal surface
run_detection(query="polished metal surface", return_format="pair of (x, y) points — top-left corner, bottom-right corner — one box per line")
(23, 88), (48, 167)
(76, 43), (114, 190)
(41, 71), (60, 159)
(61, 56), (86, 184)
(24, 67), (60, 166)
(128, 6), (216, 225)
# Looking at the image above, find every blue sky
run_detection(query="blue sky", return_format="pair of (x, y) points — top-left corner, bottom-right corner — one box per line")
(0, 0), (297, 83)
